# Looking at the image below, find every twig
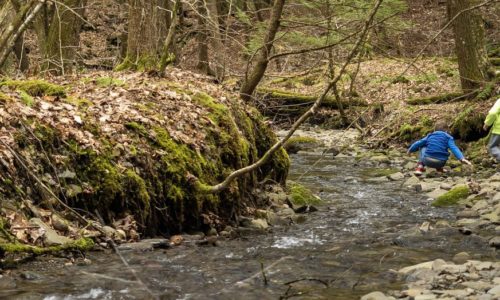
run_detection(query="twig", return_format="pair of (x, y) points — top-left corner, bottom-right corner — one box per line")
(235, 256), (293, 286)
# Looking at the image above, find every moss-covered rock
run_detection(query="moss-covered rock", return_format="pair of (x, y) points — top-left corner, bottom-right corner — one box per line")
(287, 181), (322, 206)
(397, 116), (434, 142)
(1, 76), (289, 237)
(284, 136), (321, 154)
(0, 79), (66, 97)
(0, 238), (94, 256)
(451, 106), (487, 142)
(432, 185), (470, 207)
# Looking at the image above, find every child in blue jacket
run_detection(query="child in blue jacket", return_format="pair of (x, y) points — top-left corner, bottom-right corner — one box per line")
(408, 122), (471, 175)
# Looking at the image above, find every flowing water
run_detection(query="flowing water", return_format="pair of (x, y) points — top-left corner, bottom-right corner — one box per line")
(3, 152), (496, 300)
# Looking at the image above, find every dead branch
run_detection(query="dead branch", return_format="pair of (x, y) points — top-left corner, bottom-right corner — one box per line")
(0, 0), (45, 69)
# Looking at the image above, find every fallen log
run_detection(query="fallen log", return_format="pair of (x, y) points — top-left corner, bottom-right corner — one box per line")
(257, 88), (368, 109)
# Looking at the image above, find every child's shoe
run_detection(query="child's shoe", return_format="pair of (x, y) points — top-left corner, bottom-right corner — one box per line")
(414, 163), (425, 176)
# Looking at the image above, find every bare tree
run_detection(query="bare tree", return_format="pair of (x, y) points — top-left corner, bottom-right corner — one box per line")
(240, 0), (286, 101)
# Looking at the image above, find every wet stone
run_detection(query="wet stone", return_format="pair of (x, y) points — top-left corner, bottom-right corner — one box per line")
(488, 237), (500, 248)
(360, 291), (394, 300)
(452, 252), (471, 264)
(457, 210), (480, 218)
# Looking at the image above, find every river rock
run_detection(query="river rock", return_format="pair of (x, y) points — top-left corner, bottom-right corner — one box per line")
(414, 294), (437, 300)
(360, 291), (394, 300)
(51, 214), (70, 232)
(426, 188), (447, 199)
(241, 218), (268, 231)
(277, 207), (296, 218)
(453, 252), (471, 264)
(421, 181), (440, 192)
(472, 200), (489, 211)
(488, 285), (500, 297)
(389, 172), (405, 181)
(29, 218), (73, 246)
(489, 237), (500, 248)
(457, 209), (480, 218)
(398, 261), (434, 275)
(404, 175), (421, 187)
(440, 183), (453, 190)
(370, 155), (390, 164)
(367, 176), (390, 183)
(117, 239), (170, 251)
(461, 280), (493, 291)
(481, 208), (500, 223)
(102, 226), (117, 238)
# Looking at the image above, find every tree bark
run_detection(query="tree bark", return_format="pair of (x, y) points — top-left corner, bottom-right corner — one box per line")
(116, 0), (169, 71)
(240, 0), (286, 102)
(447, 0), (489, 92)
(159, 0), (180, 73)
(204, 0), (225, 82)
(42, 0), (87, 75)
(195, 0), (214, 75)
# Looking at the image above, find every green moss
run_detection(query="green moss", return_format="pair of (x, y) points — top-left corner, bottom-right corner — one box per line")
(398, 116), (434, 142)
(406, 92), (464, 105)
(0, 79), (66, 97)
(95, 77), (125, 87)
(64, 96), (93, 108)
(288, 181), (322, 206)
(451, 106), (485, 141)
(115, 55), (159, 72)
(19, 90), (35, 106)
(391, 76), (410, 84)
(466, 137), (489, 163)
(88, 157), (122, 200)
(0, 237), (94, 256)
(124, 170), (151, 219)
(475, 82), (496, 101)
(125, 121), (148, 136)
(191, 92), (228, 124)
(432, 185), (470, 207)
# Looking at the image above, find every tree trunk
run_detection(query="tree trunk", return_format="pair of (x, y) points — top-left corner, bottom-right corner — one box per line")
(116, 0), (169, 71)
(204, 0), (225, 82)
(42, 0), (87, 74)
(159, 0), (180, 73)
(195, 0), (214, 75)
(447, 0), (489, 92)
(240, 0), (285, 102)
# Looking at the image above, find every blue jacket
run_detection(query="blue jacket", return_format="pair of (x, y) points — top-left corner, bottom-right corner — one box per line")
(408, 131), (464, 161)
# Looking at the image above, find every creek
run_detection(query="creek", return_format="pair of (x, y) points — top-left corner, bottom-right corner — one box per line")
(2, 149), (495, 300)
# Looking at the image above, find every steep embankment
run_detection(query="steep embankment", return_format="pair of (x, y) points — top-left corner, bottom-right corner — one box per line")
(0, 70), (289, 249)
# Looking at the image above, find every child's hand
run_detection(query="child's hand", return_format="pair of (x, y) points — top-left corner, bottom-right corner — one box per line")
(461, 159), (472, 165)
(483, 124), (490, 131)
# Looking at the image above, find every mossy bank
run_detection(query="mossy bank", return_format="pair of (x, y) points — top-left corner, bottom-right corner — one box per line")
(0, 72), (289, 238)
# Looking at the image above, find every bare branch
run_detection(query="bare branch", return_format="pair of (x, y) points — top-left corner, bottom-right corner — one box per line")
(0, 0), (45, 69)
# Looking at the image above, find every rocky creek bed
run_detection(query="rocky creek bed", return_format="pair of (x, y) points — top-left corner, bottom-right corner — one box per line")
(0, 129), (497, 299)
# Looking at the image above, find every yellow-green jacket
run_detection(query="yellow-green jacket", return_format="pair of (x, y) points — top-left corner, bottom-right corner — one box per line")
(485, 98), (500, 135)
